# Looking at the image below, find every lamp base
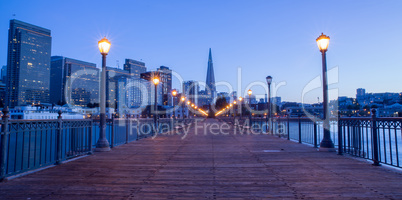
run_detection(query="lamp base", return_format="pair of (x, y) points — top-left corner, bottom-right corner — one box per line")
(94, 147), (111, 152)
(318, 147), (336, 152)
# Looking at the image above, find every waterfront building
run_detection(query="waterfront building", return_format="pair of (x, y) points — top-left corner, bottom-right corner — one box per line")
(140, 71), (163, 106)
(271, 96), (282, 106)
(106, 67), (131, 110)
(126, 78), (150, 108)
(0, 83), (6, 107)
(6, 20), (52, 107)
(123, 59), (146, 79)
(157, 66), (172, 106)
(183, 81), (199, 106)
(50, 56), (99, 107)
(197, 90), (207, 107)
(1, 65), (7, 83)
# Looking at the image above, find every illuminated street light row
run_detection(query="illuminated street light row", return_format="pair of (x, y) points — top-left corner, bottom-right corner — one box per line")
(96, 33), (334, 150)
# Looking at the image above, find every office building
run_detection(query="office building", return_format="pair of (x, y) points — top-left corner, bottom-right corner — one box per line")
(126, 78), (150, 108)
(1, 65), (6, 83)
(157, 66), (172, 106)
(183, 81), (199, 106)
(106, 67), (131, 109)
(6, 20), (52, 107)
(50, 56), (99, 106)
(124, 59), (146, 79)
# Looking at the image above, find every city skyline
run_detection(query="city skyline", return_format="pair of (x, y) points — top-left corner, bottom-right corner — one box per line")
(0, 1), (401, 103)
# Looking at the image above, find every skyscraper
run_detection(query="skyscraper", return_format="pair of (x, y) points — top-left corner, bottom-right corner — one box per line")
(157, 66), (172, 106)
(1, 65), (7, 83)
(183, 81), (199, 106)
(206, 48), (216, 105)
(140, 71), (163, 105)
(106, 67), (131, 109)
(50, 56), (99, 106)
(123, 59), (146, 79)
(6, 20), (52, 107)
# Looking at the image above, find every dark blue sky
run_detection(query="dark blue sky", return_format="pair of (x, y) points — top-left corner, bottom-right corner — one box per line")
(1, 0), (401, 103)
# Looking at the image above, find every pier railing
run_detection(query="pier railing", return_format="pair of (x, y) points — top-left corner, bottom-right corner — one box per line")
(221, 111), (402, 168)
(0, 108), (194, 181)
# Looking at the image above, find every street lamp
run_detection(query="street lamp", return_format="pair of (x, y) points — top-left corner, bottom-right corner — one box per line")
(172, 89), (177, 119)
(153, 76), (160, 135)
(316, 33), (335, 150)
(266, 75), (272, 135)
(233, 101), (237, 119)
(238, 96), (243, 119)
(181, 96), (185, 118)
(96, 37), (111, 152)
(248, 89), (252, 124)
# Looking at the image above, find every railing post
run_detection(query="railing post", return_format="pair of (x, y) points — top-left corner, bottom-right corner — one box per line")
(371, 109), (380, 166)
(298, 116), (302, 143)
(337, 111), (343, 155)
(136, 120), (139, 141)
(111, 114), (114, 148)
(313, 119), (318, 148)
(88, 120), (93, 154)
(0, 107), (9, 181)
(277, 118), (280, 138)
(125, 115), (129, 144)
(287, 115), (290, 140)
(56, 110), (63, 165)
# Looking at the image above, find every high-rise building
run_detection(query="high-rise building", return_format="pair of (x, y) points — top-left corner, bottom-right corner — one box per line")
(356, 88), (366, 103)
(157, 66), (172, 106)
(124, 59), (146, 79)
(1, 65), (7, 83)
(205, 48), (216, 105)
(6, 20), (52, 107)
(197, 90), (209, 107)
(126, 78), (150, 108)
(50, 56), (99, 106)
(140, 71), (163, 106)
(106, 67), (131, 109)
(356, 88), (366, 98)
(183, 81), (199, 106)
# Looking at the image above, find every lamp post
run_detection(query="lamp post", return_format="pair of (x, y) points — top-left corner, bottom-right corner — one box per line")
(266, 76), (272, 134)
(233, 101), (237, 120)
(181, 96), (185, 119)
(153, 76), (160, 135)
(238, 96), (243, 119)
(248, 89), (252, 124)
(96, 37), (111, 152)
(172, 89), (177, 119)
(187, 101), (190, 118)
(316, 33), (335, 150)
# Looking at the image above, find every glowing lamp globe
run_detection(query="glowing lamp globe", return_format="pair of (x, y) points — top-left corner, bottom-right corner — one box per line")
(153, 78), (160, 85)
(316, 33), (330, 52)
(98, 37), (111, 55)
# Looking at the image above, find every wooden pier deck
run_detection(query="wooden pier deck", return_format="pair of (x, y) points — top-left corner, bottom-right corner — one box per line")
(1, 118), (402, 199)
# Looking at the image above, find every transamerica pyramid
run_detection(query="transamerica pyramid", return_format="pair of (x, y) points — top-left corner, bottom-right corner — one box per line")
(206, 48), (216, 104)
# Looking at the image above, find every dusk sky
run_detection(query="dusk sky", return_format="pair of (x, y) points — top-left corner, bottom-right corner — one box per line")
(0, 0), (401, 103)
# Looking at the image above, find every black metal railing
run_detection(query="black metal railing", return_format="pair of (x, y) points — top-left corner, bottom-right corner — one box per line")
(0, 110), (93, 180)
(0, 108), (194, 181)
(221, 111), (402, 168)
